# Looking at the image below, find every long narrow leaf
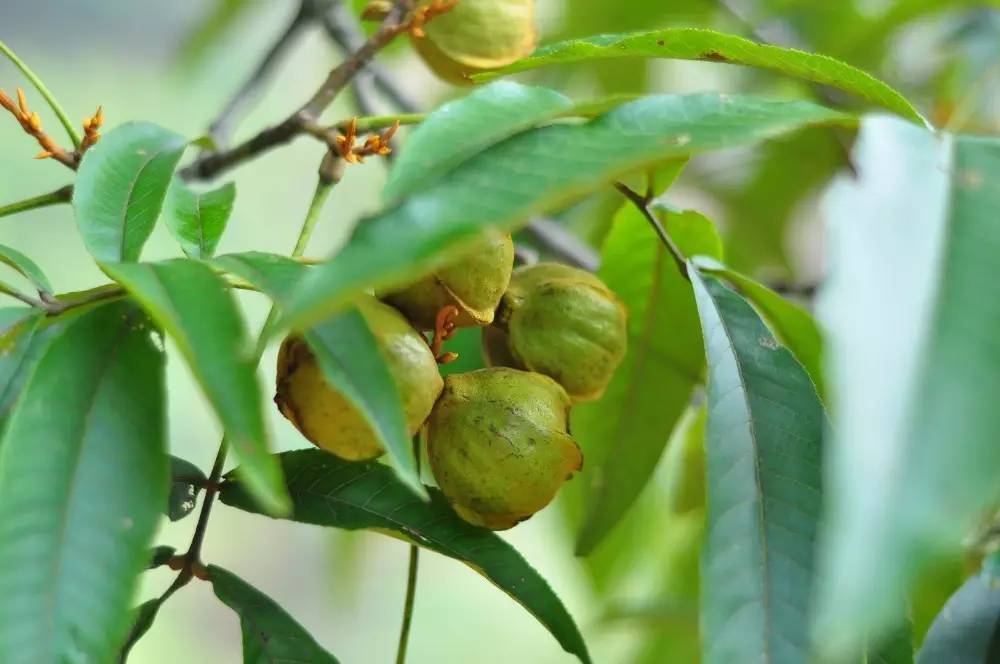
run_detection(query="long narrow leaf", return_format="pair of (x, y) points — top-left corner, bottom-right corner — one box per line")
(691, 268), (824, 664)
(0, 301), (168, 663)
(220, 450), (592, 664)
(477, 29), (924, 124)
(278, 94), (851, 334)
(814, 117), (1000, 655)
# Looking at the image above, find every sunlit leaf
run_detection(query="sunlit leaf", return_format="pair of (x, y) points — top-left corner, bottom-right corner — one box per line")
(477, 29), (924, 123)
(221, 450), (592, 664)
(691, 268), (824, 664)
(103, 259), (288, 514)
(0, 301), (167, 663)
(163, 178), (236, 259)
(814, 117), (1000, 656)
(385, 81), (573, 201)
(210, 565), (340, 664)
(278, 94), (851, 334)
(73, 122), (187, 263)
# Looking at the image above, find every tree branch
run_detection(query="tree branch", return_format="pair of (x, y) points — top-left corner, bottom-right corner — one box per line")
(615, 182), (689, 279)
(319, 0), (419, 113)
(523, 217), (600, 272)
(181, 0), (415, 181)
(207, 2), (313, 148)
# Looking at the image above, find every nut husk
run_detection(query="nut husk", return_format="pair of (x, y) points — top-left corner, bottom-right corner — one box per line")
(427, 367), (582, 530)
(411, 0), (537, 84)
(276, 296), (443, 460)
(484, 262), (627, 401)
(383, 232), (514, 330)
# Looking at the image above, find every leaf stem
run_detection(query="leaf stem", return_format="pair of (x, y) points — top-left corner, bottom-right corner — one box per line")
(0, 184), (73, 219)
(395, 435), (422, 664)
(0, 40), (82, 147)
(614, 182), (689, 279)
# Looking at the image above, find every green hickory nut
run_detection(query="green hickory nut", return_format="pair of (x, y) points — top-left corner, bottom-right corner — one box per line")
(483, 262), (628, 402)
(411, 0), (537, 85)
(275, 295), (443, 461)
(382, 232), (514, 330)
(427, 368), (583, 530)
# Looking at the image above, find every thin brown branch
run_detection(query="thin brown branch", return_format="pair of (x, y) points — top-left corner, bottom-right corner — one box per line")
(182, 0), (417, 181)
(207, 2), (313, 148)
(320, 0), (419, 113)
(614, 182), (689, 279)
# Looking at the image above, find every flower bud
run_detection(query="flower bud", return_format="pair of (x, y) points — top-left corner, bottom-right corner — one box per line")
(383, 232), (514, 330)
(276, 296), (443, 460)
(484, 263), (627, 401)
(427, 368), (582, 530)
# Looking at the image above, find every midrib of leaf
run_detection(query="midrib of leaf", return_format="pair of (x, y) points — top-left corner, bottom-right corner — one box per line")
(44, 316), (131, 656)
(194, 194), (206, 257)
(702, 281), (773, 664)
(117, 151), (163, 260)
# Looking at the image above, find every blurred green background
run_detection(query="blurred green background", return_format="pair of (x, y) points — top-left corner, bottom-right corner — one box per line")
(2, 1), (996, 662)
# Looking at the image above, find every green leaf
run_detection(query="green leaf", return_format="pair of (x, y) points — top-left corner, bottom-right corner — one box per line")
(209, 565), (340, 664)
(279, 93), (852, 333)
(573, 205), (721, 555)
(163, 178), (236, 259)
(0, 307), (31, 335)
(73, 122), (187, 263)
(0, 310), (82, 434)
(103, 258), (288, 514)
(0, 244), (51, 293)
(917, 571), (1000, 663)
(690, 269), (825, 664)
(0, 312), (45, 432)
(214, 251), (309, 303)
(213, 252), (424, 497)
(0, 300), (168, 663)
(168, 455), (206, 522)
(695, 257), (825, 399)
(220, 450), (592, 664)
(384, 82), (572, 202)
(122, 599), (162, 660)
(148, 545), (177, 569)
(814, 117), (1000, 656)
(477, 29), (924, 123)
(867, 619), (915, 664)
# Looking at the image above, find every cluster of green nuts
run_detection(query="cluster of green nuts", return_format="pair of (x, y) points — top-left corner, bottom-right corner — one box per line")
(276, 231), (627, 530)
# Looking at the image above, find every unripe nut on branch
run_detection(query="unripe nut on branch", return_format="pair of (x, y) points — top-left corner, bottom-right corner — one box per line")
(275, 296), (443, 461)
(411, 0), (537, 84)
(382, 232), (514, 330)
(427, 368), (583, 530)
(484, 262), (628, 402)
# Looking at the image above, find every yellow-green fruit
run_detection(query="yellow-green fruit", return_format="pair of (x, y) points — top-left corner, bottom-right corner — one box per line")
(275, 296), (443, 460)
(427, 368), (582, 530)
(383, 233), (514, 330)
(484, 262), (627, 401)
(412, 0), (536, 85)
